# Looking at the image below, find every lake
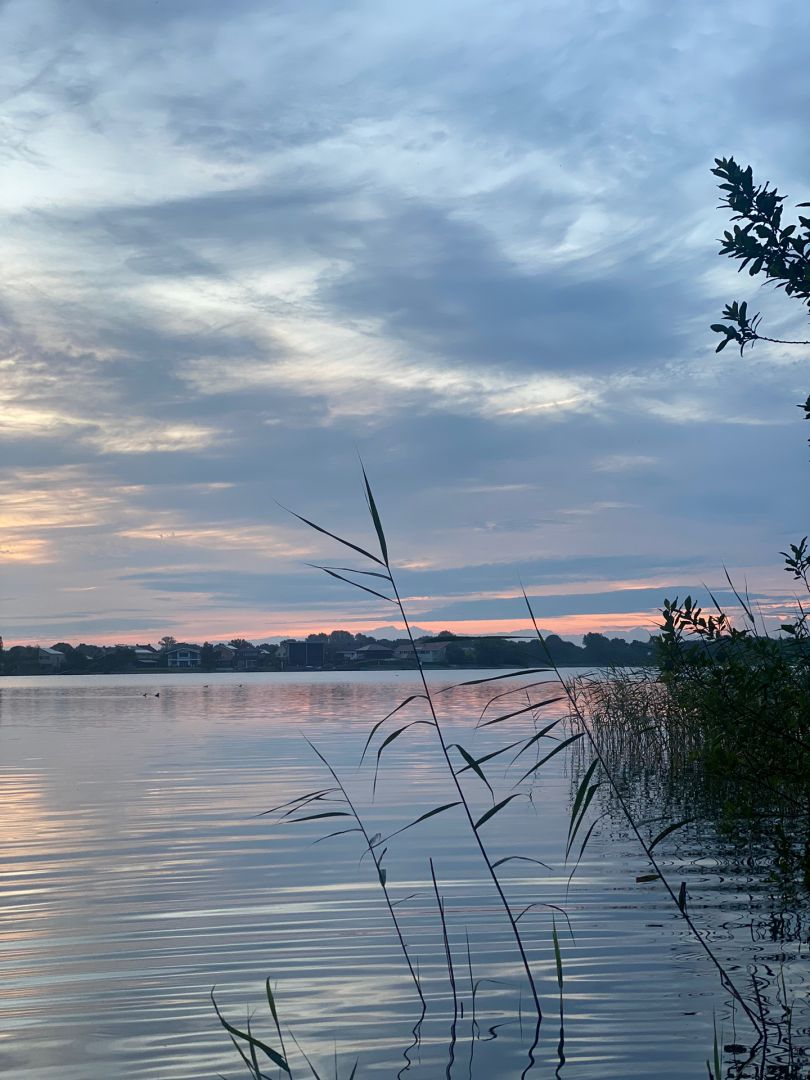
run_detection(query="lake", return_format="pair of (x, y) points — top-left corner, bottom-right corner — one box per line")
(0, 671), (806, 1078)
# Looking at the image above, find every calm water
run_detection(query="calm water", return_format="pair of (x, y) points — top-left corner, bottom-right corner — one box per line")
(0, 671), (806, 1079)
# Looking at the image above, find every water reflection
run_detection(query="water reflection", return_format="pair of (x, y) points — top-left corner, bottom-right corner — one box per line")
(0, 672), (806, 1078)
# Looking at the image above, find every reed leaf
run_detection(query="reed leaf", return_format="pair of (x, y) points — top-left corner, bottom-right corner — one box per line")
(491, 854), (553, 871)
(310, 565), (396, 604)
(566, 760), (601, 858)
(311, 826), (363, 844)
(277, 502), (386, 567)
(373, 719), (435, 794)
(474, 792), (522, 830)
(565, 816), (604, 895)
(437, 668), (550, 693)
(517, 732), (584, 784)
(258, 788), (337, 817)
(649, 819), (693, 852)
(360, 695), (427, 763)
(211, 991), (290, 1074)
(450, 743), (494, 797)
(678, 881), (687, 913)
(566, 782), (601, 860)
(477, 694), (566, 729)
(478, 678), (556, 720)
(509, 719), (561, 764)
(455, 739), (523, 774)
(291, 811), (352, 824)
(361, 462), (389, 566)
(376, 801), (461, 846)
(551, 918), (563, 991)
(319, 565), (392, 581)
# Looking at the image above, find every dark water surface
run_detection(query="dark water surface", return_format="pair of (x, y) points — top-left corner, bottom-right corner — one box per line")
(0, 671), (806, 1078)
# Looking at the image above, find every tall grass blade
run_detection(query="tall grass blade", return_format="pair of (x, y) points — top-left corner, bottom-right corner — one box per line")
(437, 669), (550, 693)
(291, 811), (353, 823)
(310, 565), (396, 604)
(429, 858), (457, 1019)
(474, 793), (522, 830)
(649, 819), (692, 852)
(360, 695), (427, 763)
(277, 503), (386, 567)
(455, 740), (523, 774)
(373, 720), (435, 794)
(450, 743), (494, 797)
(477, 695), (566, 729)
(491, 854), (553, 871)
(509, 720), (561, 764)
(517, 732), (584, 784)
(551, 918), (563, 991)
(288, 1030), (323, 1080)
(211, 991), (290, 1074)
(360, 462), (389, 566)
(376, 801), (461, 845)
(319, 565), (391, 580)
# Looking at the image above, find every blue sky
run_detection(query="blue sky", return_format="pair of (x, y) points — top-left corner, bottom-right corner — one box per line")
(1, 0), (808, 644)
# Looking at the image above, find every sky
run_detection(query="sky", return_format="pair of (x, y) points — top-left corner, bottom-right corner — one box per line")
(1, 0), (808, 647)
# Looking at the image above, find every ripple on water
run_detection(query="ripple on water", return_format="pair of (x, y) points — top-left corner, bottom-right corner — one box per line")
(0, 672), (806, 1078)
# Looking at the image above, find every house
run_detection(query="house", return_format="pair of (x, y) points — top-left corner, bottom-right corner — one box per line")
(278, 640), (326, 669)
(347, 643), (394, 662)
(166, 644), (202, 669)
(213, 643), (237, 669)
(134, 644), (159, 666)
(38, 647), (67, 673)
(234, 646), (261, 671)
(413, 641), (458, 663)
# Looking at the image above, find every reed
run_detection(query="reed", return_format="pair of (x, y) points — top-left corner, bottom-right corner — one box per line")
(281, 466), (549, 1018)
(216, 473), (809, 1077)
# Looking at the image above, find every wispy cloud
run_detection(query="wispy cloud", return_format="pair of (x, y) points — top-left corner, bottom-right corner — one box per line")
(0, 0), (807, 642)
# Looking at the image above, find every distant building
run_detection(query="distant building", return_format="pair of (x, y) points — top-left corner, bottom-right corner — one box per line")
(347, 643), (394, 662)
(213, 644), (237, 669)
(278, 640), (325, 669)
(234, 646), (261, 671)
(38, 647), (67, 673)
(424, 641), (452, 662)
(134, 645), (159, 666)
(166, 644), (202, 669)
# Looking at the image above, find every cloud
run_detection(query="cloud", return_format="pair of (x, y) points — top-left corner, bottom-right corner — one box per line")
(0, 0), (807, 642)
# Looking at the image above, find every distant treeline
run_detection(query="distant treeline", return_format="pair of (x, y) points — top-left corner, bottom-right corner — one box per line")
(0, 630), (655, 675)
